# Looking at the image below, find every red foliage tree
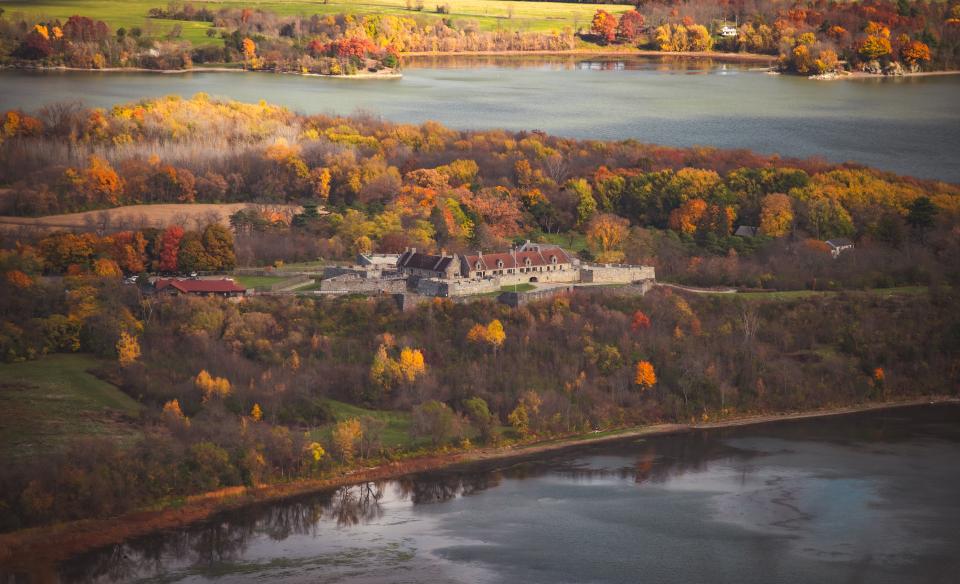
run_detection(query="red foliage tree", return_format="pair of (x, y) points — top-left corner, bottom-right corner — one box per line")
(591, 10), (618, 44)
(617, 10), (645, 42)
(157, 225), (185, 272)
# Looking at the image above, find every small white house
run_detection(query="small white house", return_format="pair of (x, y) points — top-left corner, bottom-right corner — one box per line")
(720, 25), (738, 37)
(825, 238), (855, 258)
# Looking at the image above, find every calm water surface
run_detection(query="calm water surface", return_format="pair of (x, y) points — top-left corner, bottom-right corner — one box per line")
(46, 404), (960, 583)
(1, 56), (959, 182)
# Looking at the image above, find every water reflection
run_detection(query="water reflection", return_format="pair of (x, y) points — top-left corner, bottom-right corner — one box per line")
(403, 54), (741, 74)
(39, 404), (960, 583)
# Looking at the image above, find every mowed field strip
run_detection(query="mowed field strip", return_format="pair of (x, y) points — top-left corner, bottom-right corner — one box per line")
(0, 203), (302, 232)
(0, 0), (632, 46)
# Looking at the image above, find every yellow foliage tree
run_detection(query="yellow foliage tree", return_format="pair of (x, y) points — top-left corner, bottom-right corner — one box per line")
(116, 331), (140, 367)
(468, 320), (507, 353)
(251, 403), (263, 422)
(93, 258), (122, 278)
(759, 193), (794, 237)
(399, 347), (427, 383)
(586, 213), (629, 263)
(370, 343), (403, 392)
(486, 319), (506, 350)
(332, 418), (362, 463)
(161, 399), (189, 427)
(635, 361), (657, 389)
(195, 369), (232, 401)
(306, 441), (326, 463)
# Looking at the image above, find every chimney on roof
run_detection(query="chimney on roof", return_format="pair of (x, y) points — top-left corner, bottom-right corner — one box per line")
(477, 250), (483, 258)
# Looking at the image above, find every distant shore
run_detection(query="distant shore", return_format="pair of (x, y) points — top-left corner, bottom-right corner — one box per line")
(0, 395), (954, 572)
(805, 69), (960, 81)
(0, 63), (401, 79)
(402, 48), (779, 63)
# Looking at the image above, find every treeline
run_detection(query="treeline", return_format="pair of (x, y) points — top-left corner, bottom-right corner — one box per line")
(0, 13), (194, 70)
(1, 222), (235, 278)
(0, 8), (575, 75)
(0, 269), (957, 530)
(2, 95), (959, 290)
(588, 0), (960, 73)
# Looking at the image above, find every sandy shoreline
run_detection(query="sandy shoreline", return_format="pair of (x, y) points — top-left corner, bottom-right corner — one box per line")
(0, 395), (954, 570)
(807, 69), (960, 81)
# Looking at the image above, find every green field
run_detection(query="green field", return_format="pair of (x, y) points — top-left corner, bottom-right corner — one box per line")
(0, 353), (143, 461)
(500, 283), (536, 292)
(722, 286), (929, 301)
(232, 274), (290, 290)
(0, 0), (631, 45)
(318, 398), (416, 449)
(540, 232), (589, 253)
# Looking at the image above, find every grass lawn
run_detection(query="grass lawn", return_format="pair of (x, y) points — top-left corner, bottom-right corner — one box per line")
(540, 232), (589, 253)
(726, 286), (929, 301)
(232, 274), (290, 290)
(0, 353), (143, 461)
(500, 283), (536, 292)
(313, 399), (417, 450)
(0, 0), (629, 41)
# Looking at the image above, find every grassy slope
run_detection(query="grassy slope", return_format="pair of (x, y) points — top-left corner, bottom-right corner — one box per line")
(319, 398), (416, 449)
(0, 0), (631, 42)
(710, 286), (929, 300)
(0, 353), (143, 461)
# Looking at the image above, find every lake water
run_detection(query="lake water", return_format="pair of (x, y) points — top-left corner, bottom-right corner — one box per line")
(1, 56), (959, 182)
(41, 403), (960, 583)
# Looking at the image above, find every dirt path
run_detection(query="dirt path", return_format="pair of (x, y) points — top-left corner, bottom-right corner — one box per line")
(0, 396), (954, 570)
(657, 282), (738, 294)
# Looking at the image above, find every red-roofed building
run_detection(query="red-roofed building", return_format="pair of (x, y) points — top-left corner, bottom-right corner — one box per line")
(154, 278), (247, 297)
(460, 242), (575, 282)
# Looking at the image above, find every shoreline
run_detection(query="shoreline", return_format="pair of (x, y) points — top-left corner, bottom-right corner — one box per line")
(0, 64), (401, 79)
(402, 48), (778, 63)
(0, 395), (954, 570)
(808, 69), (960, 81)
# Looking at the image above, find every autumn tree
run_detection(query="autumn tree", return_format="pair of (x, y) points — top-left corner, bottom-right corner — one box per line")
(195, 369), (231, 401)
(467, 319), (506, 353)
(759, 193), (794, 237)
(631, 310), (651, 331)
(157, 225), (185, 272)
(398, 347), (427, 383)
(116, 331), (140, 366)
(668, 198), (708, 235)
(591, 10), (618, 44)
(617, 10), (644, 42)
(250, 403), (263, 422)
(860, 22), (892, 60)
(509, 391), (542, 438)
(635, 361), (657, 389)
(901, 40), (931, 68)
(161, 399), (189, 428)
(64, 156), (124, 207)
(200, 223), (235, 271)
(332, 418), (362, 463)
(93, 258), (122, 278)
(586, 213), (629, 263)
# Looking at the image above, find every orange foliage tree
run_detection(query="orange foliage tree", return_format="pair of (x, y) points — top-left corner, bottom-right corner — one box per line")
(586, 213), (629, 263)
(635, 361), (657, 389)
(591, 10), (618, 44)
